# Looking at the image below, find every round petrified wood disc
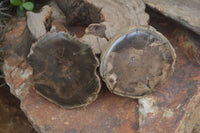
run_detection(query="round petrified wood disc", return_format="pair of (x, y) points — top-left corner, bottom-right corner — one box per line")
(27, 32), (101, 108)
(100, 26), (176, 98)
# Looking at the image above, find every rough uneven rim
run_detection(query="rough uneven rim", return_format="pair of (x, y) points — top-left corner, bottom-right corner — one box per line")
(28, 32), (102, 109)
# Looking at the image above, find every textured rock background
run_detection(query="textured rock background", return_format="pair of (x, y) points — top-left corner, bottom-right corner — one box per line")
(0, 17), (36, 133)
(139, 47), (200, 133)
(138, 8), (200, 133)
(143, 0), (200, 35)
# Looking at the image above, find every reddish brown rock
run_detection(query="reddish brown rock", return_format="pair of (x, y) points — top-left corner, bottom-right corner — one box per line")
(173, 29), (200, 65)
(3, 17), (26, 46)
(3, 6), (52, 58)
(139, 47), (200, 132)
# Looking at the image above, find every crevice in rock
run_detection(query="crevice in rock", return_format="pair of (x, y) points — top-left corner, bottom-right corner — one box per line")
(145, 5), (200, 40)
(54, 0), (105, 38)
(55, 0), (104, 27)
(145, 5), (200, 65)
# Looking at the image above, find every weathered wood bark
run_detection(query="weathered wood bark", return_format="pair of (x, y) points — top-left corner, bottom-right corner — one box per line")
(143, 0), (200, 35)
(11, 5), (52, 58)
(55, 0), (149, 54)
(100, 26), (176, 98)
(27, 32), (101, 108)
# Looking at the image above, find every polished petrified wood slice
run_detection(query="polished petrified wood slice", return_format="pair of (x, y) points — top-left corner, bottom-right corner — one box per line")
(55, 0), (149, 54)
(100, 26), (176, 98)
(27, 32), (101, 108)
